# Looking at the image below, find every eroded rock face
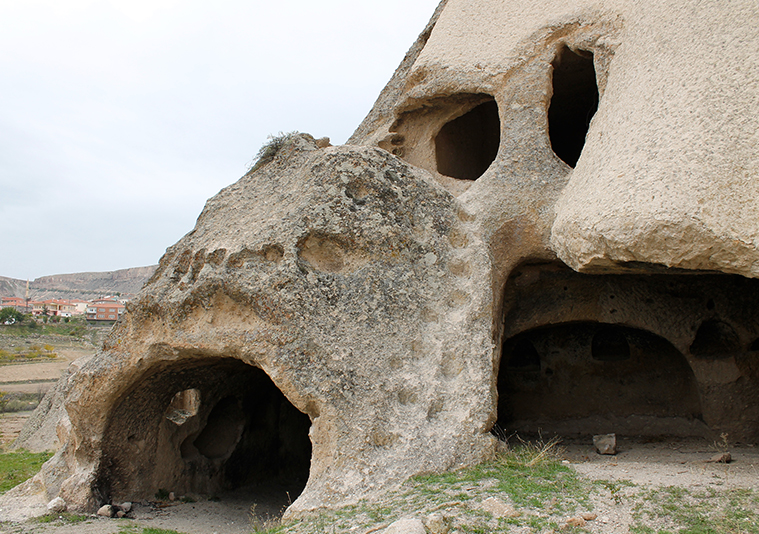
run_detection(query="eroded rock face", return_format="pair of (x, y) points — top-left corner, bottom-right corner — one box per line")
(20, 135), (495, 515)
(5, 0), (759, 522)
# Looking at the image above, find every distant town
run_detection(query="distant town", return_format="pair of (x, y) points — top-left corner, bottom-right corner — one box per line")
(0, 294), (131, 322)
(0, 265), (156, 324)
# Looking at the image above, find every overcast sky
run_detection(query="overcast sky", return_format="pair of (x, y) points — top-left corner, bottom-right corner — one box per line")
(0, 0), (440, 280)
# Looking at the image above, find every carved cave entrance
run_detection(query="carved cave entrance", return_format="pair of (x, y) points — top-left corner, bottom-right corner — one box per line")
(96, 357), (312, 506)
(498, 322), (703, 436)
(379, 93), (500, 187)
(495, 264), (759, 440)
(435, 98), (500, 180)
(548, 45), (598, 167)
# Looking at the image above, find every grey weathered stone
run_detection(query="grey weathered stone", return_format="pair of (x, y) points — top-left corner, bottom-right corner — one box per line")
(46, 497), (67, 513)
(593, 434), (617, 455)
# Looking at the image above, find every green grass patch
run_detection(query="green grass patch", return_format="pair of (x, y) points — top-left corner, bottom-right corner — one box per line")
(34, 512), (89, 524)
(632, 485), (759, 534)
(277, 437), (591, 534)
(0, 449), (53, 493)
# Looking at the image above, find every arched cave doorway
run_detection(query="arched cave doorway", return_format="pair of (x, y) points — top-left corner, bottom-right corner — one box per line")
(496, 322), (703, 436)
(96, 357), (311, 507)
(494, 263), (759, 441)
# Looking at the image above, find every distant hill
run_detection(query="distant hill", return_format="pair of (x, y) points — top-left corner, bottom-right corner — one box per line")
(0, 266), (157, 301)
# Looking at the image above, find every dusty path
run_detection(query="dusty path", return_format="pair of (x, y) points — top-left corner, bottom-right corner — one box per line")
(2, 438), (759, 534)
(0, 348), (93, 392)
(0, 412), (33, 444)
(0, 485), (292, 534)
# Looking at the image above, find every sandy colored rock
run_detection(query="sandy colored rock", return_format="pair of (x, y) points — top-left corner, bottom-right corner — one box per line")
(707, 452), (732, 464)
(482, 496), (520, 518)
(7, 0), (759, 525)
(46, 496), (67, 513)
(97, 504), (113, 517)
(425, 512), (451, 534)
(383, 517), (426, 534)
(593, 433), (617, 455)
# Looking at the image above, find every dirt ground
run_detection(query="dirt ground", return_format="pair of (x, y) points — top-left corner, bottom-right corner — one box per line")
(3, 344), (757, 533)
(1, 437), (758, 534)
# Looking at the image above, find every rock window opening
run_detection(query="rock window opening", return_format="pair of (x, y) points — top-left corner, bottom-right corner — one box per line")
(97, 358), (312, 508)
(189, 397), (246, 459)
(689, 319), (741, 359)
(435, 99), (500, 180)
(751, 338), (759, 352)
(165, 388), (201, 425)
(548, 46), (598, 167)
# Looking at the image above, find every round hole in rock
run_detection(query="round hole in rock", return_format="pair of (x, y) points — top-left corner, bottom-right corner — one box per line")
(435, 99), (500, 180)
(191, 396), (246, 459)
(96, 358), (312, 507)
(496, 323), (703, 437)
(165, 388), (201, 425)
(690, 319), (741, 359)
(548, 45), (598, 167)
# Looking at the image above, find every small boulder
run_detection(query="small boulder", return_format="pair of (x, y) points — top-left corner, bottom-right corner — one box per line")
(566, 516), (586, 527)
(97, 504), (114, 517)
(593, 433), (617, 455)
(117, 502), (132, 513)
(482, 496), (520, 518)
(383, 518), (426, 534)
(707, 452), (731, 463)
(581, 512), (598, 521)
(47, 497), (67, 513)
(425, 512), (451, 534)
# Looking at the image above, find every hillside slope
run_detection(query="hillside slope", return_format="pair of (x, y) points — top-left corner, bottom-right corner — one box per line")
(0, 266), (157, 300)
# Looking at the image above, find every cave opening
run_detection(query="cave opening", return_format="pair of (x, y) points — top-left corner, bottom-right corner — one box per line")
(96, 358), (312, 508)
(496, 322), (703, 436)
(435, 99), (500, 180)
(494, 263), (759, 441)
(547, 45), (598, 167)
(690, 319), (741, 359)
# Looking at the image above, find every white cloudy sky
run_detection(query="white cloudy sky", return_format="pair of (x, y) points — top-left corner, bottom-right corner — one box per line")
(0, 0), (440, 280)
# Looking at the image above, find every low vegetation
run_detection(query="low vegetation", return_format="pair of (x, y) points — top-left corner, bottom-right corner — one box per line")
(34, 512), (89, 524)
(248, 132), (299, 173)
(630, 485), (759, 534)
(0, 391), (46, 413)
(119, 528), (188, 534)
(253, 438), (759, 534)
(0, 449), (53, 494)
(0, 316), (96, 340)
(2, 437), (759, 533)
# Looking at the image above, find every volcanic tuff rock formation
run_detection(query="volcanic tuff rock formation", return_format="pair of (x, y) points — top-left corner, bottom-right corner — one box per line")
(3, 0), (759, 523)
